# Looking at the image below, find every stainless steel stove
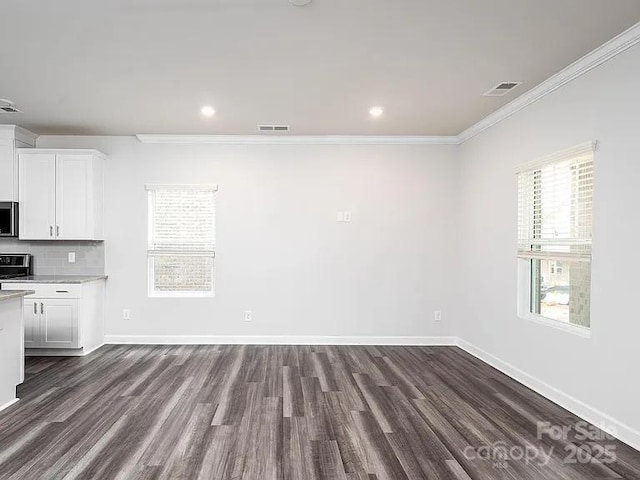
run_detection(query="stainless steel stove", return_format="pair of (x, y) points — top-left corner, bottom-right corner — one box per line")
(0, 254), (33, 280)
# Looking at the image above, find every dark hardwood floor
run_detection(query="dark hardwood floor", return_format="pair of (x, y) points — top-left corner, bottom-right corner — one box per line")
(0, 345), (638, 479)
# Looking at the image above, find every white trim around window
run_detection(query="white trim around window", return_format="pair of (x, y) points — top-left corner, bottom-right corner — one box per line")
(147, 185), (217, 298)
(516, 141), (596, 332)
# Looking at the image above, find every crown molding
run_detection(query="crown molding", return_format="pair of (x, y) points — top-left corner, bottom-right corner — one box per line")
(458, 21), (640, 143)
(15, 147), (107, 159)
(136, 134), (461, 145)
(0, 125), (38, 145)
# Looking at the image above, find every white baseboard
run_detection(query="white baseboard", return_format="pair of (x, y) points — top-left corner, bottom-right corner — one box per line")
(25, 343), (105, 357)
(104, 335), (458, 346)
(82, 343), (105, 356)
(26, 350), (83, 357)
(0, 398), (19, 413)
(456, 338), (640, 452)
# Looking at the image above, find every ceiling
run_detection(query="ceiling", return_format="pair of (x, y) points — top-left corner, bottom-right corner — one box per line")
(1, 0), (639, 136)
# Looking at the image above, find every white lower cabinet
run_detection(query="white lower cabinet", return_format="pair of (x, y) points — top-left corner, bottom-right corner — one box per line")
(24, 298), (79, 348)
(42, 299), (79, 347)
(4, 281), (104, 353)
(0, 296), (26, 408)
(23, 299), (40, 347)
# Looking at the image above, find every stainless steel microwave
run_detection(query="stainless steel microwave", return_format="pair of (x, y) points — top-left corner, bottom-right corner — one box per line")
(0, 202), (18, 237)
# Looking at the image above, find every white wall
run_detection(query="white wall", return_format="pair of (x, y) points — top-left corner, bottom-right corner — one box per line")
(456, 44), (640, 443)
(36, 136), (459, 340)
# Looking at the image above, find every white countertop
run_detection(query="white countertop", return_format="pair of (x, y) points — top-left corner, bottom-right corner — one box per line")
(0, 290), (35, 302)
(1, 275), (107, 285)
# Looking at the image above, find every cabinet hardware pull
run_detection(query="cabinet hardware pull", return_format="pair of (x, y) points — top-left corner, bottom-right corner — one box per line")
(50, 226), (53, 237)
(56, 226), (60, 237)
(40, 303), (44, 315)
(34, 302), (37, 314)
(56, 290), (69, 293)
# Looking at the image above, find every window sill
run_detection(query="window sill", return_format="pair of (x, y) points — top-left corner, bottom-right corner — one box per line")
(149, 292), (215, 299)
(519, 312), (591, 338)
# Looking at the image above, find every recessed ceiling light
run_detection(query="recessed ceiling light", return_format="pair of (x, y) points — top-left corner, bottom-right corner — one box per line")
(290, 0), (312, 6)
(201, 105), (216, 117)
(369, 106), (384, 118)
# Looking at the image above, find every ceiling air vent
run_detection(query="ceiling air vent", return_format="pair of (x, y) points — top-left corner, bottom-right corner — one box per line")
(258, 125), (290, 133)
(0, 106), (22, 113)
(0, 99), (22, 113)
(483, 82), (522, 97)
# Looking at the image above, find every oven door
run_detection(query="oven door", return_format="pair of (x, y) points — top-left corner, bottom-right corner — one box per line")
(0, 202), (18, 237)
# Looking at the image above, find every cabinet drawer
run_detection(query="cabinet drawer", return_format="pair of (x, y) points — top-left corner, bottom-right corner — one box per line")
(2, 283), (81, 299)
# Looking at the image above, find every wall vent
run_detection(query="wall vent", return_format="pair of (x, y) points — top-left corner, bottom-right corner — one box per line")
(0, 99), (22, 113)
(258, 125), (290, 133)
(483, 82), (522, 97)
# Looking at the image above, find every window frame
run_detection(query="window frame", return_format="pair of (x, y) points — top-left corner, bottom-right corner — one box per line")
(516, 142), (596, 337)
(517, 258), (591, 338)
(146, 184), (218, 298)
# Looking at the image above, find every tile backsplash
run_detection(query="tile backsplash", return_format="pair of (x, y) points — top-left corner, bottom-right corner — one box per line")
(0, 239), (105, 275)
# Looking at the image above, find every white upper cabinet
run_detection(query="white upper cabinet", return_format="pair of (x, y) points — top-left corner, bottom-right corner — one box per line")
(18, 149), (105, 240)
(56, 154), (98, 240)
(0, 138), (14, 200)
(0, 126), (37, 201)
(18, 153), (56, 240)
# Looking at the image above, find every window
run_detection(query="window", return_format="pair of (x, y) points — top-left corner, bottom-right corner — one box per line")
(517, 142), (595, 330)
(147, 185), (217, 297)
(549, 261), (563, 275)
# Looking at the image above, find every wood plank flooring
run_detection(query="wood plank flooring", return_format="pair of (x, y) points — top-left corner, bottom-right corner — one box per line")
(0, 345), (638, 479)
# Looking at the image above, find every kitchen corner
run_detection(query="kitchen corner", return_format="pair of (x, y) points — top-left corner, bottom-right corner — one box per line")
(0, 255), (107, 411)
(0, 133), (108, 411)
(0, 253), (107, 412)
(1, 274), (108, 357)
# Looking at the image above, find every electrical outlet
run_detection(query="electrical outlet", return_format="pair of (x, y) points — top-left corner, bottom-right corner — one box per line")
(337, 211), (352, 223)
(123, 309), (131, 320)
(244, 310), (252, 322)
(68, 252), (76, 263)
(434, 310), (442, 322)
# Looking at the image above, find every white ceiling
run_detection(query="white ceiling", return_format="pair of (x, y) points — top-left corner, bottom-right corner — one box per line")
(1, 0), (640, 136)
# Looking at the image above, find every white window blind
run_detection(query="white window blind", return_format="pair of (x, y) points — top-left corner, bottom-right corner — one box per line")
(517, 142), (595, 262)
(147, 185), (217, 296)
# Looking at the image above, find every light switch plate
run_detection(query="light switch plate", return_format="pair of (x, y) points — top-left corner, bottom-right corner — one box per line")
(337, 211), (352, 223)
(68, 252), (76, 263)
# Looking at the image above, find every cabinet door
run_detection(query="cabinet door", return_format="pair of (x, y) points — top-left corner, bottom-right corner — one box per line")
(0, 139), (16, 201)
(40, 299), (79, 348)
(19, 153), (56, 240)
(56, 155), (93, 240)
(23, 299), (41, 348)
